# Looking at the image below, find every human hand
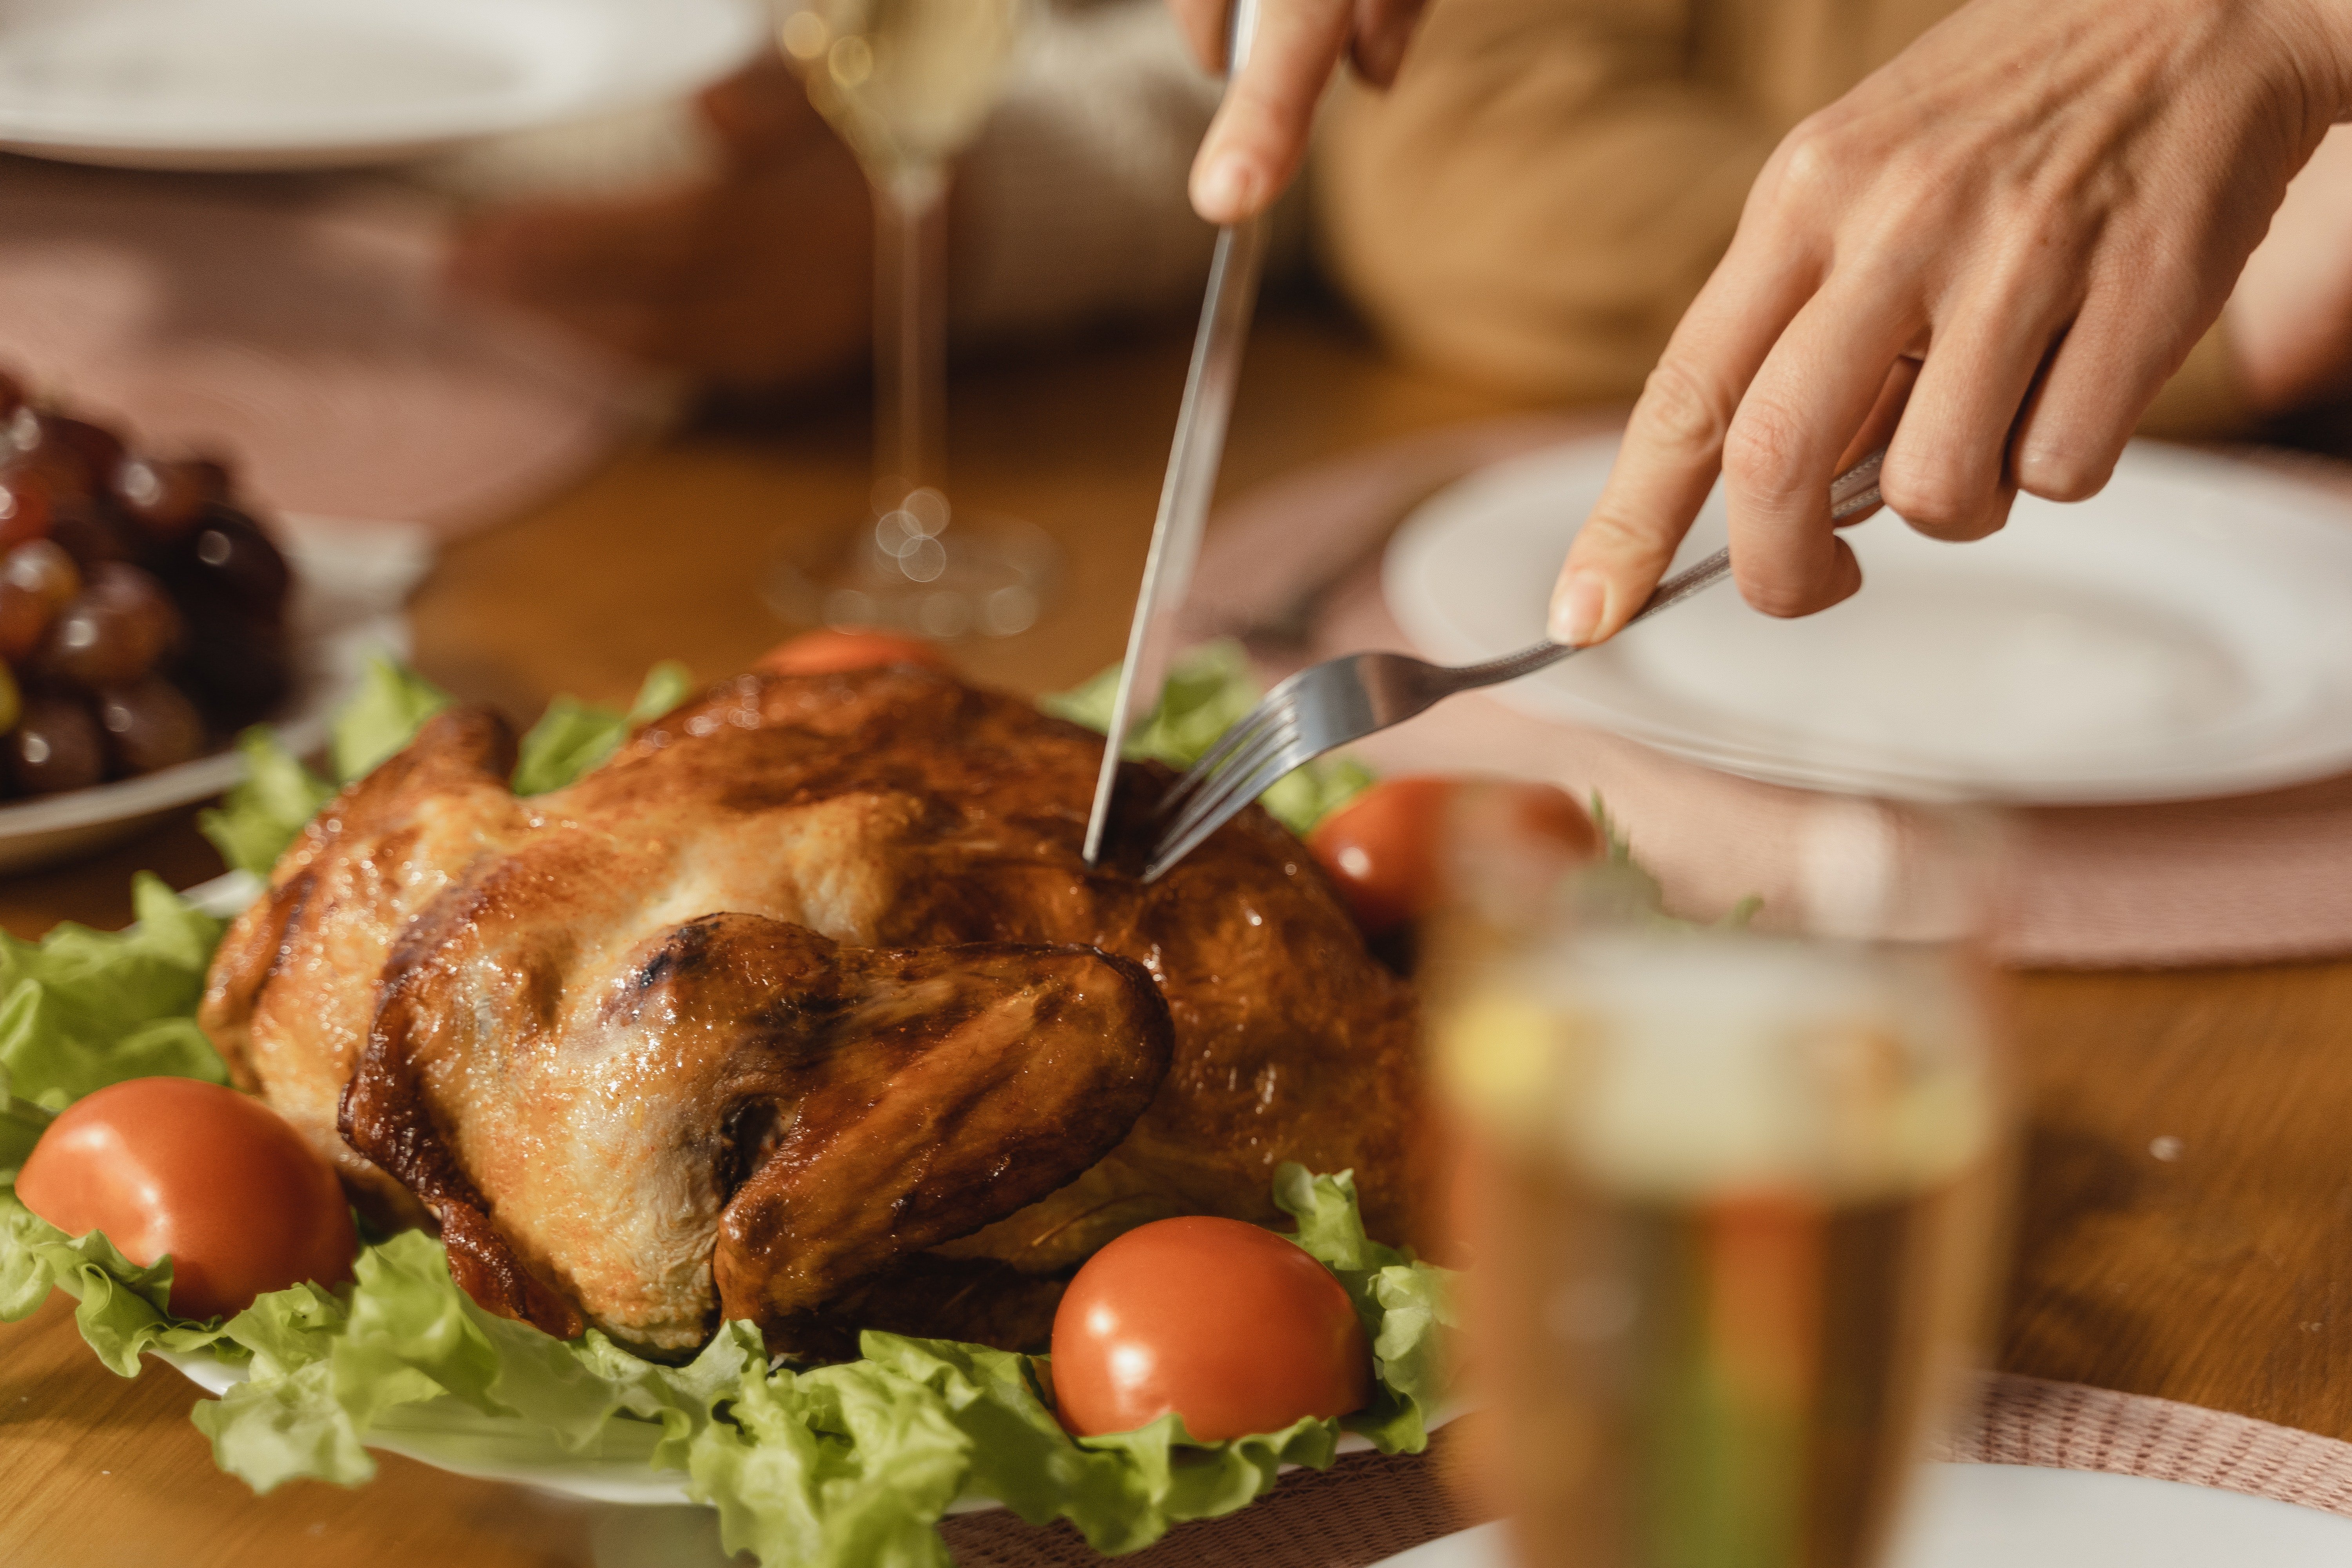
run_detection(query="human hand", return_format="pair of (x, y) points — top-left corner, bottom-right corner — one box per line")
(1549, 0), (2352, 647)
(447, 58), (872, 392)
(1171, 0), (1429, 223)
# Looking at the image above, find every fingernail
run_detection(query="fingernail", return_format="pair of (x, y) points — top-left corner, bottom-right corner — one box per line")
(1193, 154), (1255, 222)
(1550, 571), (1607, 646)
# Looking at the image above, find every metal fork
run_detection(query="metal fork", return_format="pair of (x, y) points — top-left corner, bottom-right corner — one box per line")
(1142, 449), (1888, 880)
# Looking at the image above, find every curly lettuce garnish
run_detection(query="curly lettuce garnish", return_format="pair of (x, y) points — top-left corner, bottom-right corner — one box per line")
(2, 1167), (1454, 1568)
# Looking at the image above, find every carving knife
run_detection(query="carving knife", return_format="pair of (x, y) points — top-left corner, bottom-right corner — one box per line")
(1083, 0), (1267, 865)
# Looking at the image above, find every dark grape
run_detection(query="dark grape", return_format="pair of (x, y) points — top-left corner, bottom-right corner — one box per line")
(41, 563), (182, 689)
(97, 676), (206, 775)
(181, 508), (291, 619)
(12, 694), (105, 794)
(171, 605), (292, 730)
(35, 416), (123, 499)
(45, 497), (142, 569)
(113, 456), (222, 541)
(4, 539), (82, 615)
(0, 468), (51, 550)
(0, 583), (52, 664)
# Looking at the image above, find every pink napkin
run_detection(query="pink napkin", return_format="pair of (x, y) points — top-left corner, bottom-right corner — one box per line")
(0, 158), (656, 537)
(1181, 417), (2352, 969)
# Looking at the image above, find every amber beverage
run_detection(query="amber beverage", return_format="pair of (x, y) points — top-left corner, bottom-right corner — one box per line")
(1432, 807), (2008, 1568)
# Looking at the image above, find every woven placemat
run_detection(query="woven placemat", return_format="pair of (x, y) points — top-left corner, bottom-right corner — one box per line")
(1178, 417), (2352, 969)
(1942, 1375), (2352, 1516)
(936, 1376), (2352, 1566)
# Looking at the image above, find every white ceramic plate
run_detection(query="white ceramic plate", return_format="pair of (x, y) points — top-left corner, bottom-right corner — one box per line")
(1369, 1464), (2352, 1567)
(0, 516), (428, 875)
(1384, 439), (2352, 804)
(0, 0), (763, 171)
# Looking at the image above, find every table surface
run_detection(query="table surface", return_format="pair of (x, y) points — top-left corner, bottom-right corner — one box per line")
(5, 304), (2351, 1567)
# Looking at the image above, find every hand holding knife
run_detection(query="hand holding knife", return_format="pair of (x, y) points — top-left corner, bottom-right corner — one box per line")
(1082, 0), (1267, 866)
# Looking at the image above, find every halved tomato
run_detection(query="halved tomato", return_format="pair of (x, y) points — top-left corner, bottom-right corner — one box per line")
(1050, 1216), (1371, 1441)
(17, 1077), (356, 1320)
(1308, 776), (1600, 937)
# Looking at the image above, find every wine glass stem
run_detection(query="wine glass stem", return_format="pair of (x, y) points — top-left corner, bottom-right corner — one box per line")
(874, 165), (949, 517)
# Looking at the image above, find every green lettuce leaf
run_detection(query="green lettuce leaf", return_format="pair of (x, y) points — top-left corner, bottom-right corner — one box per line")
(1276, 1165), (1455, 1451)
(0, 873), (227, 1108)
(512, 661), (693, 796)
(197, 728), (337, 877)
(0, 1067), (54, 1182)
(0, 1194), (235, 1374)
(870, 1334), (1337, 1555)
(1041, 640), (1372, 836)
(330, 656), (455, 785)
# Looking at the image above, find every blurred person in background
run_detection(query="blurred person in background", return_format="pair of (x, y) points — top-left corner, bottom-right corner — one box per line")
(441, 0), (1301, 395)
(1303, 0), (2352, 440)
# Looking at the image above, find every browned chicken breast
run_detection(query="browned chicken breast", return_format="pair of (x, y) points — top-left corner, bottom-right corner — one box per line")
(199, 668), (1426, 1357)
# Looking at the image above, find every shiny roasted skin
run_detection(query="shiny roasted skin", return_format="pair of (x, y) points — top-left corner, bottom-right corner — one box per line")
(200, 668), (1425, 1356)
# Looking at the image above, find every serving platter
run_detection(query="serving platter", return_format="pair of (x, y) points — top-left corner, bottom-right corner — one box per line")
(0, 516), (428, 875)
(1384, 439), (2352, 804)
(1370, 1465), (2352, 1567)
(155, 1346), (1456, 1512)
(0, 0), (763, 171)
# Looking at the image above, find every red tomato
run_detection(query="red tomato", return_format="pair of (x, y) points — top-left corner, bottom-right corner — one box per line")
(755, 629), (949, 677)
(17, 1078), (357, 1320)
(1050, 1216), (1372, 1441)
(1307, 776), (1601, 937)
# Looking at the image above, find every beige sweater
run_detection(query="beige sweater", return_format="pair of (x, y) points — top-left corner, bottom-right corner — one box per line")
(1314, 0), (2245, 435)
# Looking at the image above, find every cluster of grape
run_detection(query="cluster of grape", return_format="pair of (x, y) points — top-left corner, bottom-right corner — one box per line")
(0, 371), (292, 799)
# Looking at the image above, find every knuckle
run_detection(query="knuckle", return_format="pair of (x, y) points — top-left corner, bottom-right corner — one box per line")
(1573, 505), (1671, 571)
(1879, 463), (1986, 538)
(1720, 399), (1810, 500)
(1630, 359), (1733, 456)
(1768, 114), (1850, 206)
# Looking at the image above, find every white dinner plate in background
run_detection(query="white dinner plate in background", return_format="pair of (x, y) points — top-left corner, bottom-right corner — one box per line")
(1368, 1465), (2352, 1568)
(0, 0), (764, 170)
(1384, 439), (2352, 804)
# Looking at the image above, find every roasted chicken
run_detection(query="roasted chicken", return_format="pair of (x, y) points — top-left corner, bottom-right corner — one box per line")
(200, 668), (1425, 1357)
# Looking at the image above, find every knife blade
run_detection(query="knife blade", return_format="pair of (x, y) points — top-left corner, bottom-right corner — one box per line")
(1083, 0), (1266, 866)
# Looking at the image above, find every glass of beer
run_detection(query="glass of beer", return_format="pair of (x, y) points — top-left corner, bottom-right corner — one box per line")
(771, 0), (1055, 641)
(1429, 797), (2010, 1568)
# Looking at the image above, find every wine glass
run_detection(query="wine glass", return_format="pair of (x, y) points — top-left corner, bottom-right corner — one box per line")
(1425, 796), (2012, 1568)
(771, 0), (1053, 641)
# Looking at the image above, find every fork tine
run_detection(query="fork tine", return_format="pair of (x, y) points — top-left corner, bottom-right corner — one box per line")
(1157, 698), (1284, 819)
(1155, 715), (1299, 851)
(1145, 739), (1311, 882)
(1159, 666), (1315, 818)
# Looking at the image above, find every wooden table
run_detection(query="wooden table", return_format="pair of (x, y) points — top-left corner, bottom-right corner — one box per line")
(5, 305), (2351, 1565)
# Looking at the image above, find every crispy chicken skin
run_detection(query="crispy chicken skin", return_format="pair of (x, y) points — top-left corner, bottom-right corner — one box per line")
(200, 668), (1426, 1356)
